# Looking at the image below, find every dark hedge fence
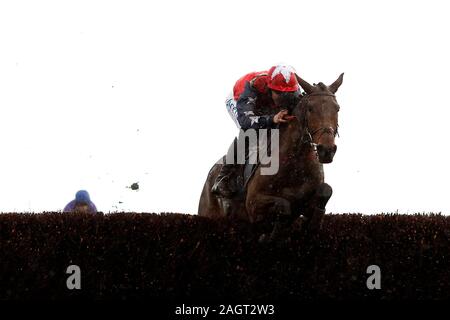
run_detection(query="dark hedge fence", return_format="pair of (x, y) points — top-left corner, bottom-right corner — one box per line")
(0, 212), (449, 301)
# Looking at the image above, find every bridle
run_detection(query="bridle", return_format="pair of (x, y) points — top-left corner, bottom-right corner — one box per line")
(296, 92), (340, 150)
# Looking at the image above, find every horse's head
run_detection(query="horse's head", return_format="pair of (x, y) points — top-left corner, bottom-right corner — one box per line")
(292, 73), (344, 163)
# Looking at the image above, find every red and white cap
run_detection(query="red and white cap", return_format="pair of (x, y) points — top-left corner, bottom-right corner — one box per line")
(267, 64), (299, 92)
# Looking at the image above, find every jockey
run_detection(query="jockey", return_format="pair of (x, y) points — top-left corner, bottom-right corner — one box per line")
(63, 190), (98, 214)
(212, 64), (302, 198)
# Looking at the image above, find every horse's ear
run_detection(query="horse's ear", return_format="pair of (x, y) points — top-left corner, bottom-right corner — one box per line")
(295, 74), (314, 94)
(329, 73), (344, 93)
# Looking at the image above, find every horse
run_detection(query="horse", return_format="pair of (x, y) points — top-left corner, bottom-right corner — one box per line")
(198, 73), (344, 242)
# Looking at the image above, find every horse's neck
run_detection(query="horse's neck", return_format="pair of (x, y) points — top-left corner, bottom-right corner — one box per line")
(279, 120), (315, 163)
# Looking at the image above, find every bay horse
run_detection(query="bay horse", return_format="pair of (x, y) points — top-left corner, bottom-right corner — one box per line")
(198, 73), (344, 242)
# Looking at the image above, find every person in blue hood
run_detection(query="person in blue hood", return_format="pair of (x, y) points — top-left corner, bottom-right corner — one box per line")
(63, 190), (98, 214)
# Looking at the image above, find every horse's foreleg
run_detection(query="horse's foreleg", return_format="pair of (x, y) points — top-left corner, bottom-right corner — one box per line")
(302, 183), (333, 234)
(248, 194), (294, 242)
(249, 194), (291, 221)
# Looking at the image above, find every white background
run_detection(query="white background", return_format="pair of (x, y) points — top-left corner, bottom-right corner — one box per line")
(1, 0), (449, 214)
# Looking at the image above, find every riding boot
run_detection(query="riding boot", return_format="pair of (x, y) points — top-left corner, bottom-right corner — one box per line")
(211, 163), (241, 198)
(212, 130), (251, 198)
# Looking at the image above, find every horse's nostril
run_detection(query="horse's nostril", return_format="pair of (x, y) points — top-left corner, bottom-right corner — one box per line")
(317, 145), (337, 163)
(316, 145), (325, 152)
(316, 145), (324, 155)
